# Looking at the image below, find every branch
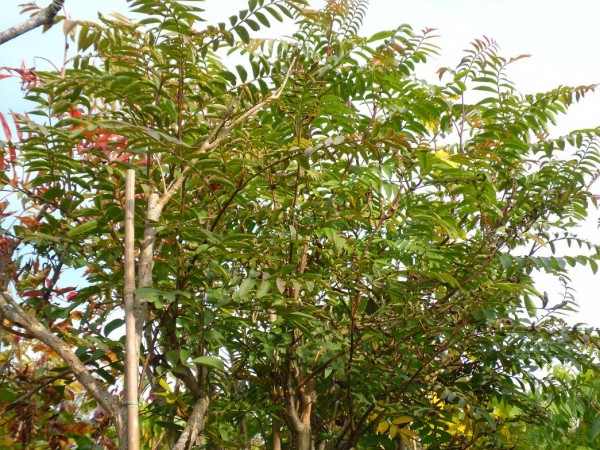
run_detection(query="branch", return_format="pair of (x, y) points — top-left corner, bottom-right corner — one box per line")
(0, 290), (123, 425)
(284, 367), (302, 429)
(0, 368), (72, 416)
(171, 395), (210, 450)
(0, 321), (32, 339)
(0, 0), (65, 46)
(158, 57), (298, 212)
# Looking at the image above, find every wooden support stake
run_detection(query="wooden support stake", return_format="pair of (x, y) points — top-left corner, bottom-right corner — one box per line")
(124, 169), (139, 450)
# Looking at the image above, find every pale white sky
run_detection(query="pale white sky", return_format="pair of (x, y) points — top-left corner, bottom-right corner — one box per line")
(1, 1), (598, 325)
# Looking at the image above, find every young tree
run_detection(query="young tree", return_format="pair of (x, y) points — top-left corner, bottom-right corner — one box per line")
(1, 0), (599, 448)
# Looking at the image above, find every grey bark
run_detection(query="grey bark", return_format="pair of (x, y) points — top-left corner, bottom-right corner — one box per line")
(0, 0), (65, 45)
(171, 396), (210, 450)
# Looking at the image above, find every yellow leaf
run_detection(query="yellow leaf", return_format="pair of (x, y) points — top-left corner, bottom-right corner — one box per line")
(448, 421), (466, 433)
(389, 424), (399, 439)
(435, 149), (459, 168)
(392, 415), (413, 425)
(159, 378), (172, 393)
(376, 420), (389, 434)
(399, 428), (419, 445)
(523, 232), (546, 247)
(298, 138), (312, 149)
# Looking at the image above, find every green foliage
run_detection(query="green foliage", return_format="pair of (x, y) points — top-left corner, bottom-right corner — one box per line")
(1, 0), (599, 448)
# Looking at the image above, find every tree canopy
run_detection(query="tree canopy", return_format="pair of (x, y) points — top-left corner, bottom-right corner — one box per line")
(1, 1), (599, 449)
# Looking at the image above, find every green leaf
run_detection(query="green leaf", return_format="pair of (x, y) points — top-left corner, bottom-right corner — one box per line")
(103, 319), (125, 337)
(275, 277), (286, 294)
(234, 278), (256, 299)
(589, 259), (598, 274)
(0, 388), (17, 402)
(234, 25), (250, 43)
(236, 64), (248, 83)
(524, 295), (537, 317)
(591, 414), (600, 440)
(66, 220), (98, 237)
(192, 356), (225, 371)
(254, 11), (270, 27)
(264, 5), (282, 22)
(135, 288), (163, 308)
(256, 280), (271, 298)
(367, 30), (396, 43)
(246, 19), (260, 32)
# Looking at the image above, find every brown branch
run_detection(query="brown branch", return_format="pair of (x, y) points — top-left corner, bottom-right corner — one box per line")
(0, 0), (65, 46)
(170, 355), (203, 398)
(0, 321), (32, 339)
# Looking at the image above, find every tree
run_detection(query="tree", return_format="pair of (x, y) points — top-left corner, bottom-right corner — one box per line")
(1, 0), (599, 448)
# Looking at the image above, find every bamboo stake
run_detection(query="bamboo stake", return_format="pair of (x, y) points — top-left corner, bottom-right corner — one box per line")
(124, 169), (139, 450)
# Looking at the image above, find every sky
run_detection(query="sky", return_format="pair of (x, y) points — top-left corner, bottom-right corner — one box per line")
(1, 0), (599, 326)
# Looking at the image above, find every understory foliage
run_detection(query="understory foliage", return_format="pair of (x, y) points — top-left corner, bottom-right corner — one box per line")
(1, 0), (600, 448)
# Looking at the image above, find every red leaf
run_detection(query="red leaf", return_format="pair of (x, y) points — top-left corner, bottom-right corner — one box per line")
(11, 113), (22, 141)
(69, 107), (83, 118)
(56, 286), (76, 294)
(0, 112), (12, 141)
(21, 289), (43, 298)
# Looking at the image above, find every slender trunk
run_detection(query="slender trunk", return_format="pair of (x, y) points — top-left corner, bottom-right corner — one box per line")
(124, 170), (139, 450)
(117, 419), (129, 450)
(272, 416), (282, 450)
(137, 192), (160, 333)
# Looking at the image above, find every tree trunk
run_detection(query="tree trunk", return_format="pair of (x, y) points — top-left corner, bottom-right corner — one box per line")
(171, 396), (210, 450)
(283, 363), (314, 450)
(291, 425), (313, 450)
(272, 416), (282, 450)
